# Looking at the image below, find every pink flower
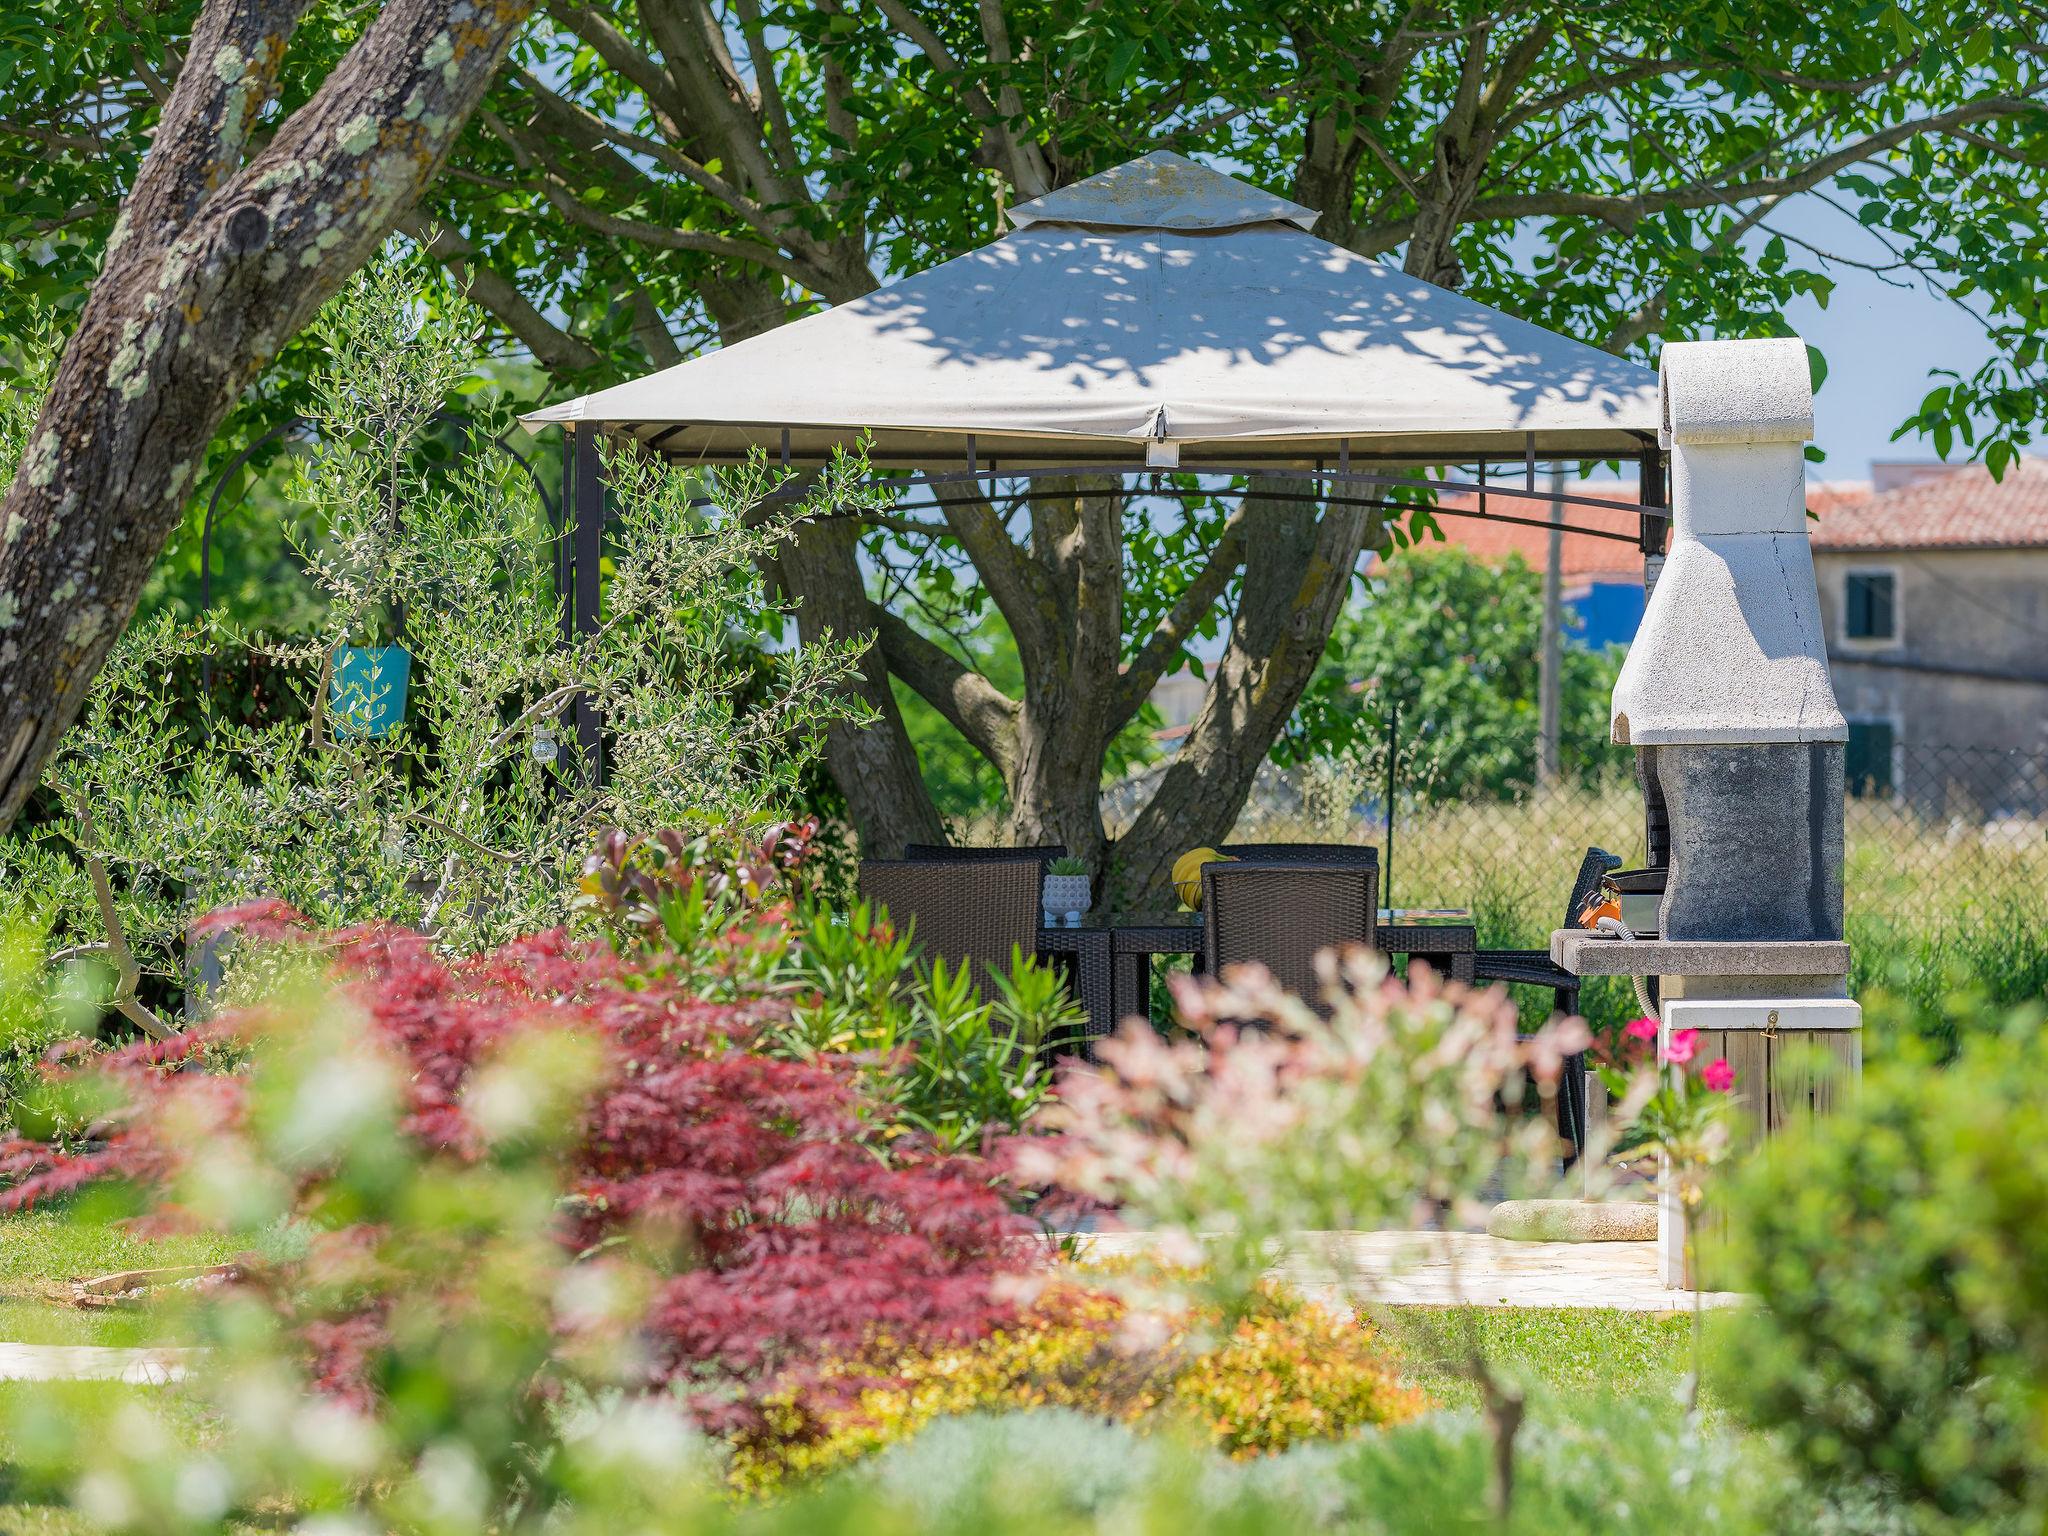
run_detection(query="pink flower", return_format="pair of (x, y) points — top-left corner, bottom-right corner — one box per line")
(1624, 1017), (1658, 1042)
(1662, 1028), (1699, 1066)
(1702, 1058), (1735, 1093)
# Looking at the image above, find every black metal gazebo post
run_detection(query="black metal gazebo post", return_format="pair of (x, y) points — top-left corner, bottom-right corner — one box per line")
(566, 425), (607, 782)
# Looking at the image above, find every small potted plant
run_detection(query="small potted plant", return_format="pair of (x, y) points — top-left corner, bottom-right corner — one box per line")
(1042, 856), (1092, 927)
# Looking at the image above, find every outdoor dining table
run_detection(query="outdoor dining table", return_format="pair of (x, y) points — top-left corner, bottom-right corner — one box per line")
(1037, 910), (1477, 1042)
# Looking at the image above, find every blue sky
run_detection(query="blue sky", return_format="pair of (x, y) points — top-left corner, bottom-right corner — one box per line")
(1768, 199), (1998, 483)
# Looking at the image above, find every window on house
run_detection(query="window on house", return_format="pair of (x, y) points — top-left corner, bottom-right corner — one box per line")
(1845, 719), (1896, 798)
(1844, 571), (1897, 641)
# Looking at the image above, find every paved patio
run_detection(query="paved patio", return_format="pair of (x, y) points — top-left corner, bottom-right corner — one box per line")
(0, 1227), (1740, 1385)
(1074, 1230), (1746, 1312)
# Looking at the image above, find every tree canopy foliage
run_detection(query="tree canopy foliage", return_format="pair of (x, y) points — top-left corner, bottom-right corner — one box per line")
(4, 0), (2044, 890)
(1290, 543), (1628, 803)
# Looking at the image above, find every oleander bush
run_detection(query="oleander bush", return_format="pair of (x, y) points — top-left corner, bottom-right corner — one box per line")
(574, 823), (1086, 1152)
(1020, 951), (1588, 1311)
(729, 1275), (1424, 1493)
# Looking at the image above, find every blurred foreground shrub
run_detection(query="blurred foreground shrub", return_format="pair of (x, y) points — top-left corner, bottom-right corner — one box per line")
(1, 904), (1040, 1437)
(731, 1275), (1422, 1493)
(1725, 1004), (2048, 1533)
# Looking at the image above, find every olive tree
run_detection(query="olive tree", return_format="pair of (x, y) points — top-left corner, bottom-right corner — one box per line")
(2, 253), (870, 1020)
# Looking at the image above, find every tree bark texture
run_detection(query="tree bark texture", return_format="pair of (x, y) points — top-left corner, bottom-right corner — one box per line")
(1110, 483), (1381, 906)
(0, 0), (535, 832)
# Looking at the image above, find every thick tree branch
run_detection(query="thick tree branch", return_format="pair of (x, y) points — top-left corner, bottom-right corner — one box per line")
(546, 0), (694, 133)
(873, 0), (1049, 196)
(0, 0), (537, 833)
(974, 0), (1052, 196)
(636, 0), (792, 207)
(935, 491), (1060, 660)
(512, 62), (785, 244)
(732, 0), (799, 175)
(403, 217), (606, 375)
(479, 109), (822, 287)
(874, 610), (1019, 772)
(630, 289), (683, 368)
(108, 0), (315, 260)
(1466, 97), (2048, 228)
(1111, 511), (1246, 733)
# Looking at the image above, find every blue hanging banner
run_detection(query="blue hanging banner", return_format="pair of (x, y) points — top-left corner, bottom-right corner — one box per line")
(330, 645), (412, 738)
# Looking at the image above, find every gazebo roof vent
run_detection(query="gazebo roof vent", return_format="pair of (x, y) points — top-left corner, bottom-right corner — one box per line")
(1007, 150), (1319, 233)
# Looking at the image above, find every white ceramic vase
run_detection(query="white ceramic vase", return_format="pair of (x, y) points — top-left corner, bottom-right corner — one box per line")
(1041, 873), (1091, 928)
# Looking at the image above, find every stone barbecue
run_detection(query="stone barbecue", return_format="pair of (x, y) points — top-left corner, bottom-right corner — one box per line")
(1560, 335), (1863, 1289)
(1611, 337), (1847, 943)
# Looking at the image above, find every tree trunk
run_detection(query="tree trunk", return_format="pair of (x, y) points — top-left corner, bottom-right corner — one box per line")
(0, 0), (535, 834)
(1111, 483), (1380, 905)
(770, 513), (945, 856)
(1005, 475), (1122, 872)
(698, 269), (943, 857)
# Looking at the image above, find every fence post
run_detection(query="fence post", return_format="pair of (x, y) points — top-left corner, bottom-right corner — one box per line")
(1382, 699), (1398, 910)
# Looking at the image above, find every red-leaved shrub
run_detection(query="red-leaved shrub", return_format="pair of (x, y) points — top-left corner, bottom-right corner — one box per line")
(1, 902), (1044, 1428)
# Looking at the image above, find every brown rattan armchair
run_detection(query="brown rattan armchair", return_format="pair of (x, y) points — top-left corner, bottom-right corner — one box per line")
(1200, 859), (1378, 1014)
(857, 857), (1042, 1000)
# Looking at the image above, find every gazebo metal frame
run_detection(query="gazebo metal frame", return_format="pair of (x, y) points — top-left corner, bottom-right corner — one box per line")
(553, 421), (1670, 779)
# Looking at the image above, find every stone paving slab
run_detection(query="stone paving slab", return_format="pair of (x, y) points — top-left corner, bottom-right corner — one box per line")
(0, 1343), (191, 1384)
(1073, 1231), (1747, 1313)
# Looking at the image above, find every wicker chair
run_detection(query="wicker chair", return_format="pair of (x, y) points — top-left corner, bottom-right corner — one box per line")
(858, 857), (1042, 1001)
(1470, 845), (1623, 1163)
(1201, 860), (1378, 1015)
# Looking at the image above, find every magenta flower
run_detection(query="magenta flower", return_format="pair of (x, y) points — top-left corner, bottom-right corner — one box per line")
(1624, 1016), (1658, 1042)
(1662, 1028), (1699, 1066)
(1702, 1057), (1735, 1093)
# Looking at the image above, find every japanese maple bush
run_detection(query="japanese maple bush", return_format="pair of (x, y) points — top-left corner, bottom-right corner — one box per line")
(0, 899), (1044, 1430)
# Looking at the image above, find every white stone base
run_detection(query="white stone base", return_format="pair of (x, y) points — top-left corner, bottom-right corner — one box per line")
(1656, 977), (1862, 1287)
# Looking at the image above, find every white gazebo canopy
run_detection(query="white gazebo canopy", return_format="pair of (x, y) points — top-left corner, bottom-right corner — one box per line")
(523, 152), (1660, 470)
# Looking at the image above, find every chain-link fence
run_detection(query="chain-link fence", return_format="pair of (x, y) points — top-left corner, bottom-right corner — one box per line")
(1230, 741), (2048, 938)
(1220, 739), (2048, 1035)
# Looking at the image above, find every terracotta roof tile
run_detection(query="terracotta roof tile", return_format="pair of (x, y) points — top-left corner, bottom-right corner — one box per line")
(1807, 458), (2048, 551)
(1399, 487), (1647, 582)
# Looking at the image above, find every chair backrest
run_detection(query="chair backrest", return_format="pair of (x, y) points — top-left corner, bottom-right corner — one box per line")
(858, 858), (1041, 999)
(1202, 860), (1378, 1013)
(903, 842), (1066, 876)
(1564, 846), (1624, 928)
(1219, 842), (1378, 871)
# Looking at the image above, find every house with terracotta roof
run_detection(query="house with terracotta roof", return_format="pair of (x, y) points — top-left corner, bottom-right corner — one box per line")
(1809, 458), (2048, 808)
(1409, 461), (2048, 811)
(1408, 486), (1648, 648)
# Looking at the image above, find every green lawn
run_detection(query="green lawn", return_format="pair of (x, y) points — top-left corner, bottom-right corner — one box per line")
(1368, 1304), (1731, 1415)
(0, 1209), (1743, 1531)
(0, 1210), (235, 1350)
(0, 1212), (234, 1536)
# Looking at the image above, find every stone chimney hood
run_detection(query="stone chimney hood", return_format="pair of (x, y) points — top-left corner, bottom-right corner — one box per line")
(1610, 338), (1846, 746)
